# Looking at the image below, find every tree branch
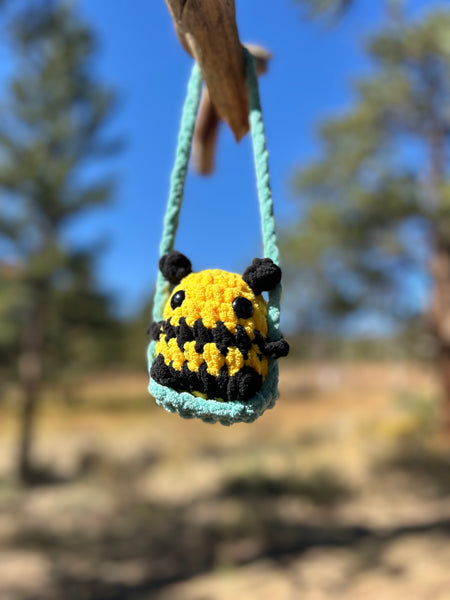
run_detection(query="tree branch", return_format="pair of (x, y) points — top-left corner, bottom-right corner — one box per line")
(192, 45), (272, 174)
(165, 0), (249, 141)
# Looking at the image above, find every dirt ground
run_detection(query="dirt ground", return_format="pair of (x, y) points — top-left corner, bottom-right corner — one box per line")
(0, 361), (449, 600)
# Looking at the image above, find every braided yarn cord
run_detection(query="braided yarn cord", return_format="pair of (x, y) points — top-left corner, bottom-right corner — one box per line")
(244, 48), (282, 342)
(152, 62), (203, 325)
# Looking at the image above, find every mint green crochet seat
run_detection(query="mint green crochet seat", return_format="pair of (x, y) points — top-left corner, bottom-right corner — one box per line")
(148, 351), (279, 426)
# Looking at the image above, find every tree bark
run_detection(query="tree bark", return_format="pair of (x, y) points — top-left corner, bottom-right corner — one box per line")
(165, 0), (248, 140)
(429, 240), (450, 433)
(17, 299), (45, 484)
(426, 119), (450, 432)
(192, 44), (272, 174)
(438, 349), (450, 433)
(18, 358), (40, 483)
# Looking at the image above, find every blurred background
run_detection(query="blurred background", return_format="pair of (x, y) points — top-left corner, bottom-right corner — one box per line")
(1, 0), (450, 598)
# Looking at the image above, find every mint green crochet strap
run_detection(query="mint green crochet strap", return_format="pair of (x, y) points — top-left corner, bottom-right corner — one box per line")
(152, 49), (282, 341)
(244, 49), (282, 341)
(152, 61), (202, 325)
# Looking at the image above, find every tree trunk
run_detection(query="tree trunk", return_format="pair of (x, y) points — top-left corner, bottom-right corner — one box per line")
(17, 356), (41, 483)
(429, 241), (450, 433)
(17, 301), (45, 484)
(437, 348), (450, 434)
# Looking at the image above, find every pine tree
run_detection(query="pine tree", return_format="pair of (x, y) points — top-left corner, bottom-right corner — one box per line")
(0, 1), (121, 482)
(296, 0), (353, 20)
(295, 0), (403, 23)
(283, 9), (450, 422)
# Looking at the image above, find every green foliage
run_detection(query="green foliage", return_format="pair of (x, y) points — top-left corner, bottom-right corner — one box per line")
(0, 1), (122, 381)
(296, 0), (406, 22)
(283, 9), (450, 336)
(296, 0), (354, 20)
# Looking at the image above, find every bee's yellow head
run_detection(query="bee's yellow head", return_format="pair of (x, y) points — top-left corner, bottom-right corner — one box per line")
(164, 269), (268, 335)
(158, 250), (282, 334)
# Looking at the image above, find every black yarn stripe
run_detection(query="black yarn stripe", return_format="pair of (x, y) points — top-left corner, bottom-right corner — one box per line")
(253, 330), (267, 355)
(158, 317), (267, 357)
(150, 354), (263, 402)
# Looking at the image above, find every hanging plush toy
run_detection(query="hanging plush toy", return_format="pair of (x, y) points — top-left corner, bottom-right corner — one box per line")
(147, 50), (289, 425)
(149, 252), (289, 403)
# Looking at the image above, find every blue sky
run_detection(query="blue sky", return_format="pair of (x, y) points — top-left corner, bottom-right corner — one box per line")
(1, 0), (437, 318)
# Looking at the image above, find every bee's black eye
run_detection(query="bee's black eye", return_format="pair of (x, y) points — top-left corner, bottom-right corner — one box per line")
(232, 297), (254, 319)
(171, 290), (185, 309)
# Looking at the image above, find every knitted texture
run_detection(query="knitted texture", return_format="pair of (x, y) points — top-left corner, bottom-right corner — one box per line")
(244, 49), (282, 343)
(152, 63), (202, 326)
(149, 253), (289, 413)
(148, 52), (287, 424)
(151, 268), (270, 403)
(149, 357), (279, 426)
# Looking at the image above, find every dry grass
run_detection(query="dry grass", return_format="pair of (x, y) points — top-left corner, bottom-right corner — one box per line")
(0, 361), (449, 600)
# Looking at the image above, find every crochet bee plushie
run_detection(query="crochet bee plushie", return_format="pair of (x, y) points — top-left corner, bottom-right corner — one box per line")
(147, 52), (288, 424)
(148, 250), (289, 403)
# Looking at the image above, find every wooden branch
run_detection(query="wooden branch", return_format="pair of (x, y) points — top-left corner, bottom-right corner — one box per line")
(192, 86), (219, 175)
(192, 45), (272, 175)
(165, 0), (248, 141)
